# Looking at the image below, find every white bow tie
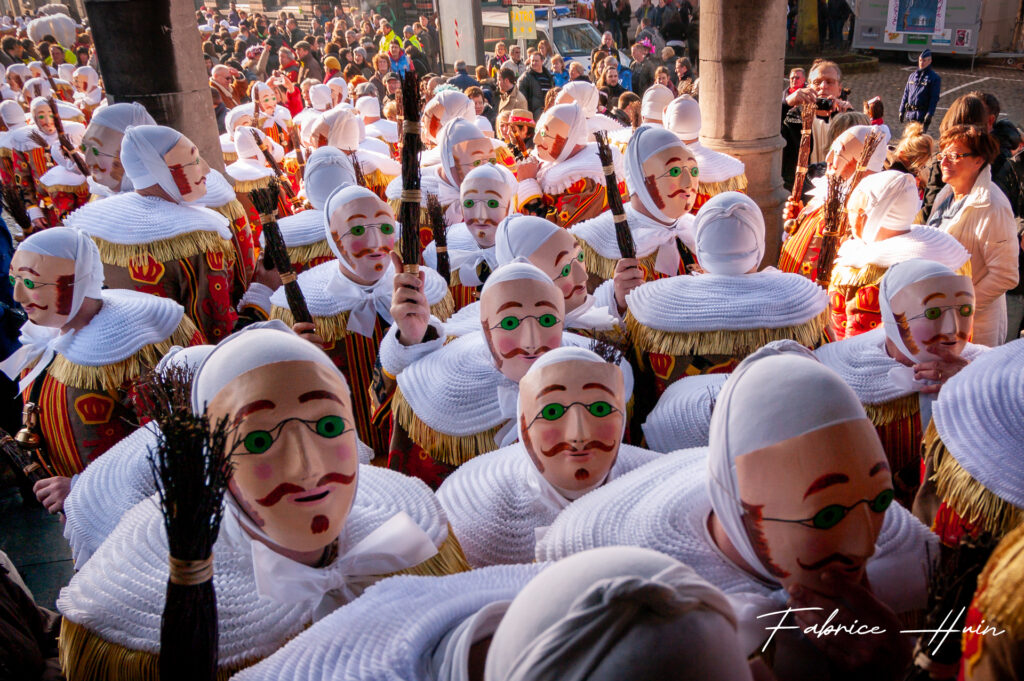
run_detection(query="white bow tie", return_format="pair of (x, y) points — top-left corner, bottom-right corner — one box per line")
(0, 322), (74, 394)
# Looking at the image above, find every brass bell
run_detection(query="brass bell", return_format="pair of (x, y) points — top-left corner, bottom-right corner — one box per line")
(15, 402), (42, 449)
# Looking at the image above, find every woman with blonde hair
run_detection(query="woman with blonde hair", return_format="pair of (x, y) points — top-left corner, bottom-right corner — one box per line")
(888, 121), (935, 179)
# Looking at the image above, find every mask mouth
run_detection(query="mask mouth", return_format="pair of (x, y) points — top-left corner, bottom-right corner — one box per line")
(292, 487), (331, 504)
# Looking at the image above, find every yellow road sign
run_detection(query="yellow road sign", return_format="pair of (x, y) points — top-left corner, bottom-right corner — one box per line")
(511, 6), (537, 41)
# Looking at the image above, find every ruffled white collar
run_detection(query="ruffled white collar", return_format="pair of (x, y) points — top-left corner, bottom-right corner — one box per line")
(536, 142), (621, 195)
(572, 204), (696, 273)
(834, 225), (970, 270)
(272, 208), (328, 247)
(226, 158), (274, 183)
(64, 192), (232, 243)
(687, 141), (745, 183)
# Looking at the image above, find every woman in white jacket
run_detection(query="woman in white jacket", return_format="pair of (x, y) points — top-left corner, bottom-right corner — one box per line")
(927, 124), (1018, 346)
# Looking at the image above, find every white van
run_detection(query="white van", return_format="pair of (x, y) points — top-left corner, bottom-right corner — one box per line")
(482, 8), (631, 74)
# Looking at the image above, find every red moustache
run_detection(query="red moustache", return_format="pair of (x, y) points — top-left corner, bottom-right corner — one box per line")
(255, 471), (355, 507)
(541, 440), (616, 458)
(500, 345), (554, 360)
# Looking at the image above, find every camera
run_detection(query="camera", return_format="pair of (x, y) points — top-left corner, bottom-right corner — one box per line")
(814, 97), (833, 120)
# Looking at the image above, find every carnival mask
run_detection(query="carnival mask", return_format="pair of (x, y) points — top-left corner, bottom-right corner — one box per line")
(162, 137), (210, 202)
(519, 359), (624, 494)
(451, 138), (496, 185)
(34, 105), (56, 135)
(328, 194), (396, 284)
(230, 113), (254, 135)
(259, 88), (278, 114)
(826, 132), (864, 180)
(535, 115), (570, 163)
(9, 250), (77, 328)
(422, 99), (445, 146)
(480, 278), (565, 382)
(461, 173), (512, 249)
(73, 75), (90, 92)
(735, 419), (892, 597)
(81, 123), (125, 191)
(210, 360), (359, 554)
(641, 144), (699, 219)
(526, 229), (588, 314)
(889, 275), (974, 363)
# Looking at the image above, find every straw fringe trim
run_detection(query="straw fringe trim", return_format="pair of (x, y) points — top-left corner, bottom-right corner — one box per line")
(231, 176), (271, 193)
(830, 259), (971, 290)
(46, 317), (199, 392)
(361, 169), (394, 190)
(391, 388), (501, 466)
(927, 421), (1024, 539)
(92, 232), (236, 270)
(222, 150), (239, 164)
(864, 394), (919, 427)
(624, 308), (829, 355)
(287, 240), (334, 267)
(40, 183), (88, 194)
(58, 618), (250, 681)
(271, 294), (453, 343)
(973, 523), (1024, 637)
(208, 197), (248, 225)
(580, 241), (658, 281)
(698, 174), (748, 197)
(385, 527), (470, 578)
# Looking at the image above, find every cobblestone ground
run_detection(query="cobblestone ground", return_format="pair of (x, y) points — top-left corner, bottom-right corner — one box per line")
(827, 54), (1024, 138)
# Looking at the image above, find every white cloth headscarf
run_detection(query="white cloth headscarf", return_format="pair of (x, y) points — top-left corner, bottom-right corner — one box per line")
(706, 347), (866, 583)
(72, 65), (98, 92)
(640, 84), (674, 124)
(663, 95), (700, 141)
(558, 81), (599, 117)
(120, 125), (193, 203)
(58, 63), (74, 83)
(90, 102), (156, 133)
(323, 185), (395, 336)
(439, 118), (487, 187)
(485, 546), (748, 681)
(225, 105), (253, 135)
(303, 147), (356, 210)
(832, 125), (892, 173)
(326, 76), (348, 103)
(475, 116), (495, 138)
(233, 125), (280, 162)
(536, 103), (588, 163)
(694, 192), (765, 275)
(355, 95), (381, 118)
(307, 84), (333, 112)
(0, 100), (27, 129)
(495, 214), (561, 265)
(424, 91), (475, 145)
(846, 169), (920, 242)
(623, 125), (687, 225)
(1, 229), (105, 393)
(879, 258), (961, 363)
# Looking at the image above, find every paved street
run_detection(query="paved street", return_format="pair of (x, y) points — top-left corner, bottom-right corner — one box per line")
(834, 55), (1024, 138)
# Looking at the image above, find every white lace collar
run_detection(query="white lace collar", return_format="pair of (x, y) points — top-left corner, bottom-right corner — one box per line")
(64, 192), (232, 243)
(834, 225), (970, 270)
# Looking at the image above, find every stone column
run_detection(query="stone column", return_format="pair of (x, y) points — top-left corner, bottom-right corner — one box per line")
(83, 0), (224, 171)
(698, 0), (789, 266)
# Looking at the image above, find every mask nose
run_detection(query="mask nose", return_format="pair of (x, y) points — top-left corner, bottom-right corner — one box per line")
(566, 405), (586, 445)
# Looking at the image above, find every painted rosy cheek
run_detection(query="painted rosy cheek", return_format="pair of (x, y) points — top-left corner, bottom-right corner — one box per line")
(496, 337), (522, 354)
(253, 462), (275, 480)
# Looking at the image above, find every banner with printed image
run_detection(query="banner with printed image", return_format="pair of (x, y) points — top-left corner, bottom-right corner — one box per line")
(885, 0), (947, 35)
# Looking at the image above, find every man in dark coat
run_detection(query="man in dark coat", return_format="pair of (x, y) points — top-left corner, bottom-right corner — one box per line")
(899, 49), (941, 131)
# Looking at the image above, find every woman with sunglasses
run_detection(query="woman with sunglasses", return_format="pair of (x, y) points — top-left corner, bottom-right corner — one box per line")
(926, 124), (1018, 346)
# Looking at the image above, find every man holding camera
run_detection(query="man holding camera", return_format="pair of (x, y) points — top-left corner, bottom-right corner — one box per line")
(899, 49), (941, 132)
(780, 58), (852, 191)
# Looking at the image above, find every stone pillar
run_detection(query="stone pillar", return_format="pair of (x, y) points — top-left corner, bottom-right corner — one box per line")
(698, 0), (789, 267)
(83, 0), (224, 171)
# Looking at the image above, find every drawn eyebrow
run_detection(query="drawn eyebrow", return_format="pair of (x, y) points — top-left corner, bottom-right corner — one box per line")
(348, 213), (367, 220)
(664, 156), (682, 164)
(374, 210), (391, 219)
(534, 300), (559, 309)
(869, 461), (890, 477)
(954, 291), (973, 298)
(17, 267), (40, 275)
(554, 250), (570, 263)
(483, 189), (503, 197)
(538, 384), (566, 396)
(496, 301), (522, 312)
(803, 473), (850, 499)
(922, 292), (947, 303)
(234, 399), (275, 423)
(298, 390), (343, 405)
(582, 383), (616, 395)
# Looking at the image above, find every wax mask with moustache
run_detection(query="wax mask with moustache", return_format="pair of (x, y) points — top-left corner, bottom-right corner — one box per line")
(327, 191), (396, 284)
(450, 137), (496, 185)
(639, 143), (698, 220)
(480, 266), (565, 383)
(524, 228), (588, 314)
(735, 419), (893, 597)
(9, 250), (77, 327)
(209, 360), (359, 553)
(460, 168), (513, 249)
(421, 91), (473, 147)
(81, 124), (125, 191)
(258, 86), (278, 115)
(887, 273), (974, 363)
(33, 103), (56, 135)
(519, 355), (625, 495)
(162, 137), (210, 202)
(534, 114), (570, 163)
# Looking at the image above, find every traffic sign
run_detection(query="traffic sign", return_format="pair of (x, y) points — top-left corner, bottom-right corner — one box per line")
(510, 5), (537, 41)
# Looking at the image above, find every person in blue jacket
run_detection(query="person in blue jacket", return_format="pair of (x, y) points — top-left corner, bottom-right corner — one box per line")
(899, 49), (941, 131)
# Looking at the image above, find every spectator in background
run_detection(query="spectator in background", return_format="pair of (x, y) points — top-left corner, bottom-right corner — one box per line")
(551, 54), (569, 87)
(568, 61), (587, 82)
(387, 41), (410, 76)
(785, 67), (805, 98)
(518, 52), (553, 120)
(497, 67), (527, 114)
(536, 39), (554, 68)
(610, 91), (641, 127)
(544, 86), (562, 112)
(615, 0), (632, 48)
(402, 25), (422, 51)
(286, 17), (305, 45)
(324, 56), (341, 80)
(378, 19), (401, 53)
(898, 49), (940, 131)
(926, 124), (1019, 346)
(506, 44), (526, 77)
(634, 0), (662, 27)
(467, 85), (496, 126)
(449, 59), (480, 91)
(294, 41), (324, 82)
(654, 65), (672, 88)
(599, 29), (617, 56)
(863, 96), (884, 126)
(599, 59), (627, 101)
(488, 41), (510, 77)
(660, 46), (677, 75)
(991, 127), (1024, 342)
(675, 56), (694, 90)
(211, 86), (228, 134)
(368, 52), (391, 103)
(630, 41), (654, 95)
(353, 47), (373, 77)
(406, 45), (429, 75)
(920, 93), (988, 217)
(596, 4), (618, 46)
(887, 121), (935, 179)
(590, 49), (608, 81)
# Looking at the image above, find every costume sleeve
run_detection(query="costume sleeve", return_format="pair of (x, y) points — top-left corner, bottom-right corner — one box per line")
(972, 205), (1020, 309)
(378, 317), (446, 377)
(284, 87), (303, 117)
(181, 249), (239, 344)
